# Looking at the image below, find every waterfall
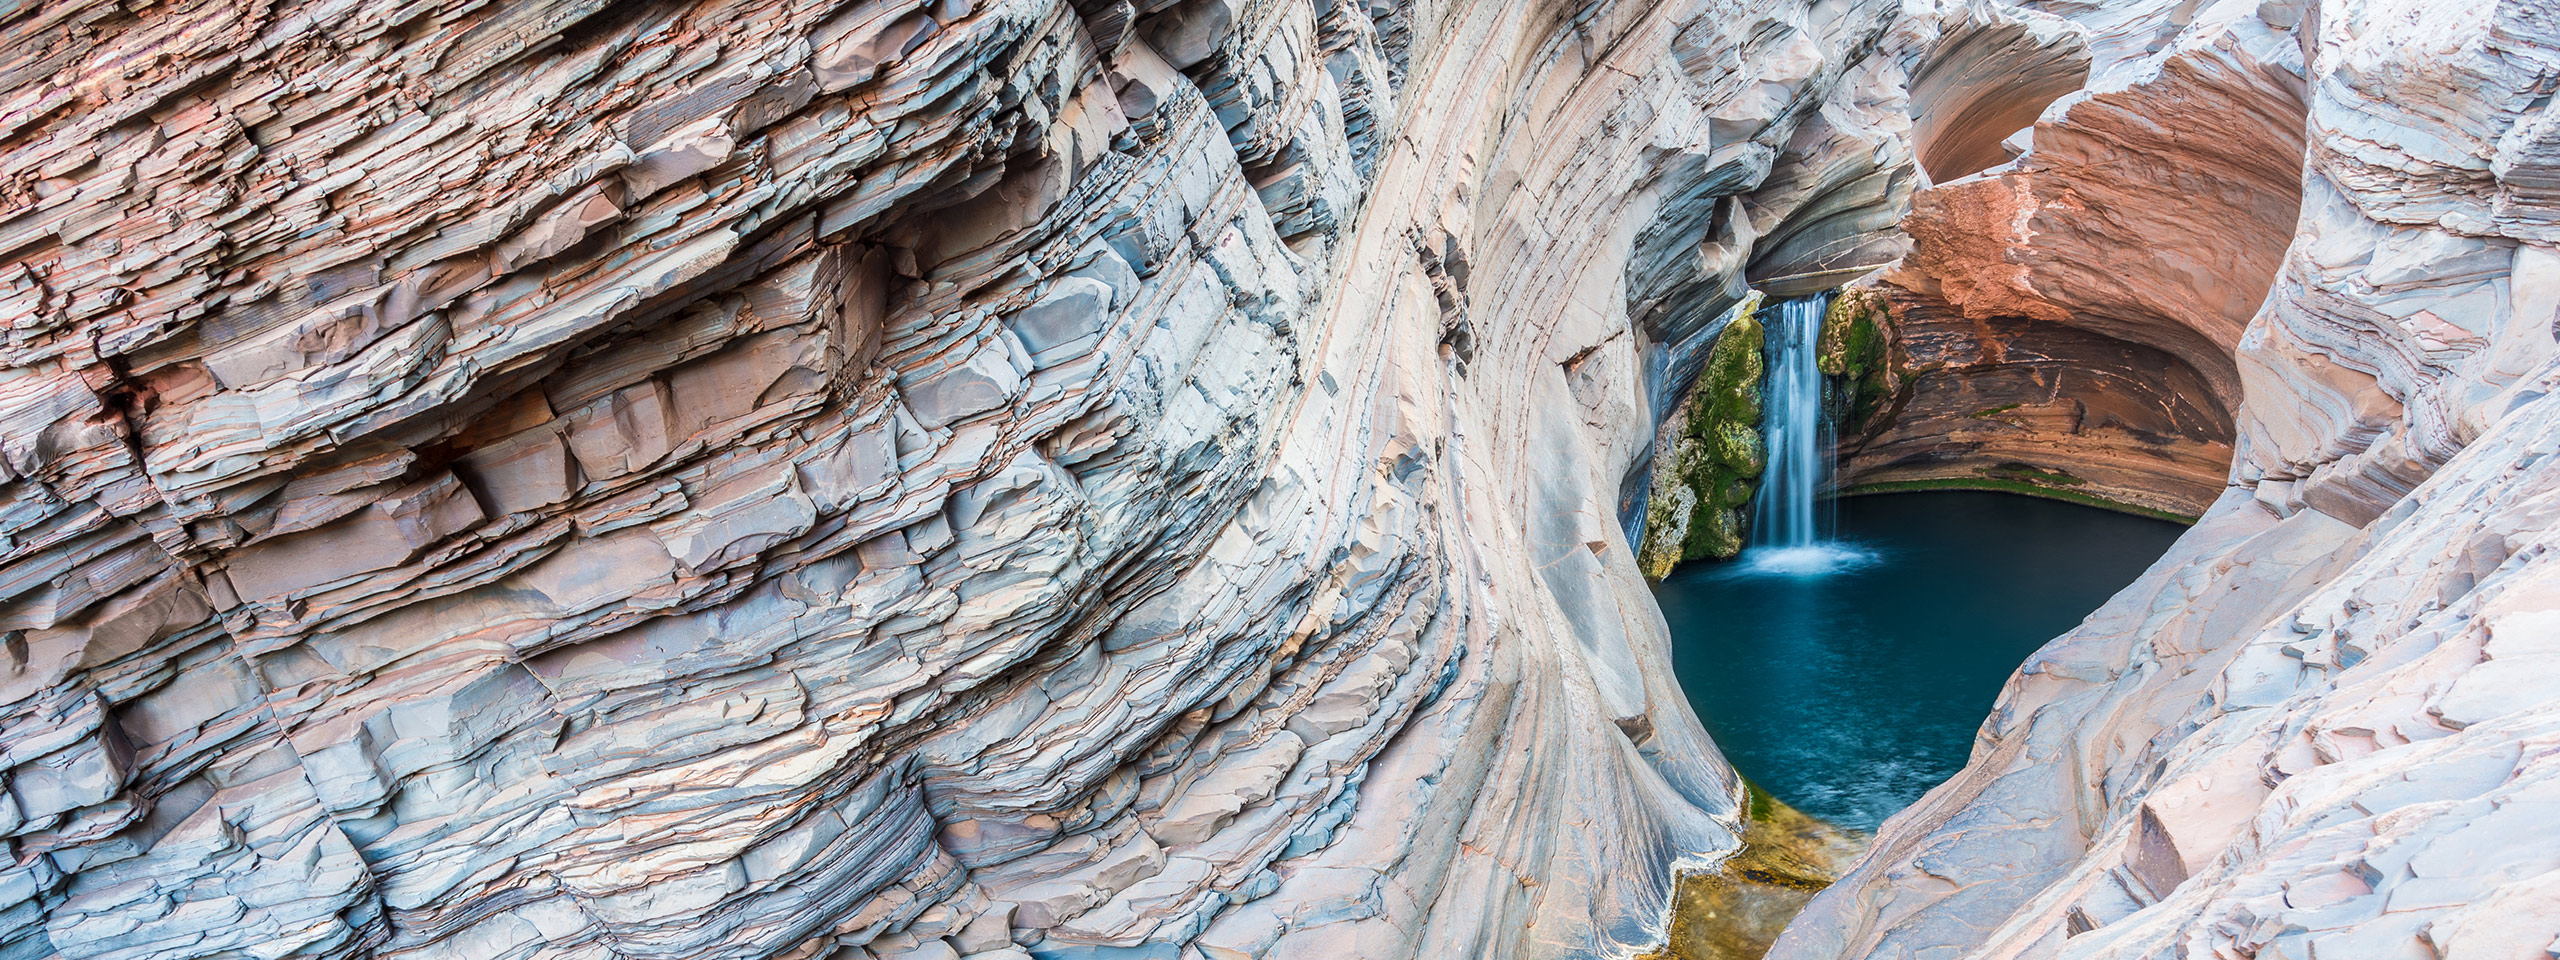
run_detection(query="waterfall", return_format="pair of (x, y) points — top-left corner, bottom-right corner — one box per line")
(1737, 293), (1875, 576)
(1752, 293), (1832, 549)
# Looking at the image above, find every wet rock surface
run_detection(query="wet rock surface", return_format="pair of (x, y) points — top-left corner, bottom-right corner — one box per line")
(1641, 785), (1865, 960)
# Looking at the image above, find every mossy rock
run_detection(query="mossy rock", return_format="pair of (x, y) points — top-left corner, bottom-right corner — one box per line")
(1708, 422), (1763, 475)
(1817, 287), (1892, 430)
(1638, 293), (1773, 571)
(1638, 482), (1701, 579)
(1671, 435), (1716, 478)
(1695, 305), (1766, 429)
(1683, 502), (1745, 562)
(1679, 298), (1768, 562)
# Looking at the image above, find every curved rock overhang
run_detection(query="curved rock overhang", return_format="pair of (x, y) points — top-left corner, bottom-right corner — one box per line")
(1769, 0), (2560, 955)
(1826, 3), (2311, 518)
(1908, 14), (2091, 184)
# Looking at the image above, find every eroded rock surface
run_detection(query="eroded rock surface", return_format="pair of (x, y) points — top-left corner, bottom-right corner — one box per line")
(14, 0), (2560, 952)
(1826, 0), (2308, 518)
(1773, 0), (2560, 956)
(0, 0), (1938, 956)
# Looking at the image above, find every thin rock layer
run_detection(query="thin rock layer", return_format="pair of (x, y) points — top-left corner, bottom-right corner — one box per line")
(0, 0), (1927, 957)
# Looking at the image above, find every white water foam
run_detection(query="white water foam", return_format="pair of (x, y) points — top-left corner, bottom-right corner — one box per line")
(1729, 542), (1883, 578)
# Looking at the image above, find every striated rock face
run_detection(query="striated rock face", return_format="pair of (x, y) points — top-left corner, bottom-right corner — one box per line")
(0, 0), (1940, 956)
(1831, 0), (2310, 518)
(13, 0), (2560, 954)
(1773, 0), (2560, 956)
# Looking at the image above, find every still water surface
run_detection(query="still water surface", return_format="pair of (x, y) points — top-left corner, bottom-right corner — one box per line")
(1653, 491), (2185, 831)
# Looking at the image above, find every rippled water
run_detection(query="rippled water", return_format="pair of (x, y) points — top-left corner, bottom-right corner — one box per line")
(1653, 491), (2185, 830)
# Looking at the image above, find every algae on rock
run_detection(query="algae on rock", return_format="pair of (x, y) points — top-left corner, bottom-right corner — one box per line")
(1636, 782), (1866, 960)
(1816, 287), (1892, 434)
(1640, 294), (1767, 576)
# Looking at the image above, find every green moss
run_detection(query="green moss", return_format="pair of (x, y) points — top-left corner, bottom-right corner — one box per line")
(1986, 461), (2087, 486)
(1817, 288), (1892, 431)
(1682, 499), (1744, 562)
(1743, 779), (1778, 823)
(1697, 303), (1766, 429)
(1640, 482), (1701, 578)
(1969, 402), (2024, 419)
(1834, 478), (2198, 524)
(1678, 297), (1767, 562)
(1708, 422), (1764, 476)
(1639, 294), (1769, 575)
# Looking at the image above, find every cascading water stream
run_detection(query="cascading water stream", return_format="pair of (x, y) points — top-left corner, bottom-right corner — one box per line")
(1663, 291), (2188, 827)
(1739, 293), (1872, 576)
(1753, 294), (1829, 549)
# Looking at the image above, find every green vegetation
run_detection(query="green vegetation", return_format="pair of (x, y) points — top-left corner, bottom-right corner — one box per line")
(1641, 295), (1767, 575)
(1817, 288), (1892, 431)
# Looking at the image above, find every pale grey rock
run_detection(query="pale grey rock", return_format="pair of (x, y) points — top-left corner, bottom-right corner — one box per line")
(1005, 278), (1114, 362)
(5, 0), (1833, 951)
(223, 473), (486, 601)
(14, 0), (2558, 958)
(1139, 0), (1236, 70)
(1769, 0), (2560, 957)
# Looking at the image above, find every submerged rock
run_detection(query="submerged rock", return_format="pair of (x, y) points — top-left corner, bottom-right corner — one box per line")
(1641, 785), (1866, 960)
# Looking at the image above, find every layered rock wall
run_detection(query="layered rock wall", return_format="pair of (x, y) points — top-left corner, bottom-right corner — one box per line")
(1773, 0), (2560, 955)
(1825, 0), (2309, 518)
(15, 0), (2558, 955)
(0, 0), (1930, 957)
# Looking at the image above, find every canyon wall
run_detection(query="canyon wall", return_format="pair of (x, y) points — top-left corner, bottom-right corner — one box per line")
(1775, 0), (2560, 956)
(1827, 0), (2309, 519)
(0, 0), (1931, 957)
(13, 0), (2560, 954)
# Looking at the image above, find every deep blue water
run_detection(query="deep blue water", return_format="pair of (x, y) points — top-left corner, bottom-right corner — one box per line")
(1652, 491), (2185, 831)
